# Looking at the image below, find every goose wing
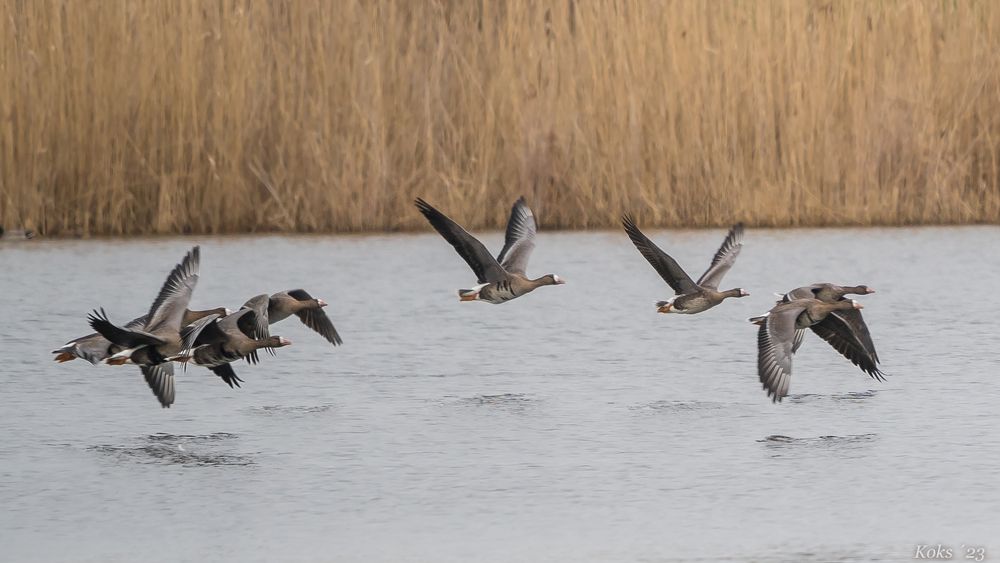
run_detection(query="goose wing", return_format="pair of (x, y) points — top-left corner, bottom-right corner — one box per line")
(830, 308), (879, 364)
(216, 308), (268, 365)
(55, 314), (149, 364)
(782, 284), (831, 302)
(415, 198), (507, 283)
(758, 303), (806, 402)
(140, 364), (175, 408)
(622, 215), (697, 294)
(144, 247), (200, 335)
(209, 363), (244, 389)
(791, 328), (806, 354)
(88, 308), (164, 348)
(286, 289), (342, 346)
(239, 294), (274, 364)
(240, 294), (272, 340)
(495, 197), (537, 275)
(810, 311), (885, 381)
(696, 223), (744, 289)
(181, 314), (222, 353)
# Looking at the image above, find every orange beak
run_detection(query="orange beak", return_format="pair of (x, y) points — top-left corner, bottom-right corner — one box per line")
(657, 303), (672, 314)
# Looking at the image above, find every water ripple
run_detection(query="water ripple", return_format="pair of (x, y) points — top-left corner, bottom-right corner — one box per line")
(758, 433), (878, 447)
(246, 404), (336, 416)
(88, 432), (254, 467)
(786, 390), (879, 404)
(630, 400), (730, 413)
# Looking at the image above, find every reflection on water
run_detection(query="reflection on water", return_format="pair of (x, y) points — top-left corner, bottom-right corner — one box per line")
(88, 433), (254, 467)
(786, 390), (880, 403)
(2, 227), (999, 562)
(759, 433), (878, 446)
(247, 404), (336, 416)
(629, 399), (731, 413)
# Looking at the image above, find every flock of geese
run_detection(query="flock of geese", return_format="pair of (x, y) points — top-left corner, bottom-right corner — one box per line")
(51, 196), (884, 407)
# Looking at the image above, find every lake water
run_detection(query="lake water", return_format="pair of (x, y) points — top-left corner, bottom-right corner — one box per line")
(1, 227), (998, 562)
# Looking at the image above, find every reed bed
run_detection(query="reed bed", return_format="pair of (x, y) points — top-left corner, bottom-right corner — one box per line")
(2, 0), (1000, 236)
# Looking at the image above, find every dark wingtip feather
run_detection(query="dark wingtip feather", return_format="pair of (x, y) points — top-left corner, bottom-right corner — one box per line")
(87, 308), (110, 331)
(730, 223), (745, 242)
(414, 198), (432, 213)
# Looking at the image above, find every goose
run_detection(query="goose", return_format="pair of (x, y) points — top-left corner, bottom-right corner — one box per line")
(87, 247), (211, 408)
(778, 283), (881, 373)
(170, 295), (291, 388)
(233, 289), (341, 364)
(752, 298), (871, 402)
(262, 290), (341, 346)
(53, 307), (231, 364)
(622, 216), (748, 314)
(782, 283), (875, 303)
(415, 196), (565, 304)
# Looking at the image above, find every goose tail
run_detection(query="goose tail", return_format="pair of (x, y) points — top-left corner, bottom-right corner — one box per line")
(458, 283), (489, 302)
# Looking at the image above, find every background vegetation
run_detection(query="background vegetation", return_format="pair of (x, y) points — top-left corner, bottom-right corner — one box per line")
(2, 0), (1000, 236)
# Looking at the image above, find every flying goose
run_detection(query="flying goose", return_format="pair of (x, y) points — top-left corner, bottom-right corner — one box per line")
(87, 246), (210, 408)
(752, 298), (871, 402)
(622, 216), (748, 314)
(782, 283), (875, 303)
(263, 290), (341, 346)
(415, 196), (565, 304)
(53, 307), (231, 364)
(231, 289), (341, 364)
(778, 284), (881, 374)
(170, 295), (291, 388)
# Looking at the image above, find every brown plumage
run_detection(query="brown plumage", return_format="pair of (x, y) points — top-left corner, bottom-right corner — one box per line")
(173, 298), (292, 389)
(265, 290), (342, 346)
(752, 298), (872, 403)
(622, 215), (748, 314)
(415, 197), (565, 304)
(53, 307), (230, 364)
(86, 247), (213, 408)
(779, 283), (882, 375)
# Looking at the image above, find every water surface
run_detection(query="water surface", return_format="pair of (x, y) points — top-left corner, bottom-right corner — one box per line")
(1, 227), (998, 562)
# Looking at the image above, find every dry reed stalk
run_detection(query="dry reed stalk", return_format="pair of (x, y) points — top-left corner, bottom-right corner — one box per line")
(1, 0), (999, 236)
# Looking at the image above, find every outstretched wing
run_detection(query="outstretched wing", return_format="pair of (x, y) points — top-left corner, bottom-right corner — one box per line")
(140, 364), (175, 408)
(791, 328), (806, 354)
(145, 247), (200, 334)
(810, 311), (885, 381)
(830, 308), (880, 364)
(415, 198), (507, 283)
(696, 223), (744, 289)
(209, 363), (244, 389)
(88, 308), (164, 348)
(240, 294), (272, 340)
(180, 314), (221, 352)
(239, 294), (274, 363)
(781, 284), (826, 302)
(621, 214), (697, 294)
(285, 289), (342, 346)
(758, 304), (806, 403)
(495, 197), (537, 275)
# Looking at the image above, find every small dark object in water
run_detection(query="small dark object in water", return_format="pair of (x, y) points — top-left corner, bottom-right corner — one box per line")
(0, 225), (35, 240)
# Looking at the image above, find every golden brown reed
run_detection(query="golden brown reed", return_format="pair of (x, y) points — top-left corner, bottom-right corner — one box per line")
(2, 1), (1000, 236)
